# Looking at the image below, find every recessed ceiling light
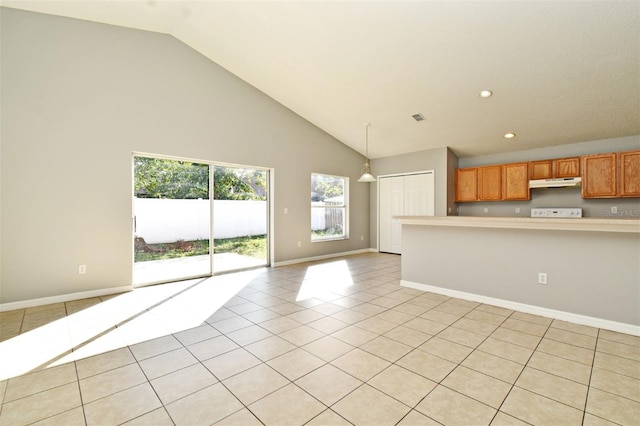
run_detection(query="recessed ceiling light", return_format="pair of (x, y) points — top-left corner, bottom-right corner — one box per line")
(479, 90), (493, 98)
(411, 113), (425, 122)
(504, 132), (516, 139)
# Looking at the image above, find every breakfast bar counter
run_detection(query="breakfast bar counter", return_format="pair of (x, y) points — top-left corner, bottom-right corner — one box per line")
(395, 215), (640, 233)
(395, 216), (640, 334)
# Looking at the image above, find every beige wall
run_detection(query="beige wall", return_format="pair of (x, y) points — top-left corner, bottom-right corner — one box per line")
(0, 8), (371, 304)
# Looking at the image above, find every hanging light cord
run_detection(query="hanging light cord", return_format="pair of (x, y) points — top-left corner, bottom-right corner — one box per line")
(365, 123), (371, 159)
(358, 123), (376, 182)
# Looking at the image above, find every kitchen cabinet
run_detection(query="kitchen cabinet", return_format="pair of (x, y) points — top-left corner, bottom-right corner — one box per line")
(456, 150), (637, 202)
(478, 165), (502, 201)
(582, 153), (617, 198)
(502, 162), (530, 200)
(529, 160), (552, 180)
(529, 157), (580, 180)
(454, 168), (478, 202)
(455, 163), (527, 201)
(554, 157), (580, 178)
(379, 172), (434, 254)
(618, 150), (640, 197)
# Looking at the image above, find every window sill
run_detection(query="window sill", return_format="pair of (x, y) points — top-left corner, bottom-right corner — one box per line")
(311, 236), (348, 243)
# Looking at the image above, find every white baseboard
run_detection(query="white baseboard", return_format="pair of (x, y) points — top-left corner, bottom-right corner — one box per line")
(0, 286), (133, 312)
(401, 280), (640, 337)
(273, 248), (378, 267)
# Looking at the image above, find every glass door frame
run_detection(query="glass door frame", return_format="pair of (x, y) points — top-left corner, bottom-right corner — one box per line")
(132, 152), (273, 287)
(211, 164), (271, 274)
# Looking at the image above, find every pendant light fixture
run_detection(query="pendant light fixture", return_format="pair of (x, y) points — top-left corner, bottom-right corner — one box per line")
(357, 123), (376, 182)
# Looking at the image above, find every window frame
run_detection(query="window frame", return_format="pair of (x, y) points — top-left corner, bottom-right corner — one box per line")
(311, 173), (349, 242)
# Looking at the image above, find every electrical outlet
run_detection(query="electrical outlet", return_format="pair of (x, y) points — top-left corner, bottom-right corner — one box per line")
(483, 208), (489, 213)
(361, 235), (364, 241)
(297, 241), (301, 247)
(284, 207), (288, 214)
(538, 272), (547, 285)
(611, 206), (617, 214)
(78, 265), (87, 274)
(515, 207), (520, 214)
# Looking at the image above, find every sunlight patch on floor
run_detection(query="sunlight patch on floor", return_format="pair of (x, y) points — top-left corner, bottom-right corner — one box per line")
(297, 260), (354, 301)
(0, 270), (262, 381)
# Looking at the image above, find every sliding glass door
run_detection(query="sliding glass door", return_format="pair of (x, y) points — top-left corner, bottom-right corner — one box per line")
(212, 166), (269, 273)
(132, 156), (270, 285)
(133, 156), (212, 286)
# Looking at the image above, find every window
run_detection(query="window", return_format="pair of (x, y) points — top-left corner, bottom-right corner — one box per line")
(311, 173), (348, 241)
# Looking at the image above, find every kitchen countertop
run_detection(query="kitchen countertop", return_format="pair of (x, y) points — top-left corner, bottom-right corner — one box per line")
(394, 216), (640, 233)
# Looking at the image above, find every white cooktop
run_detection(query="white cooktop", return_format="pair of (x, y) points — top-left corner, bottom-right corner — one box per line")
(530, 208), (583, 218)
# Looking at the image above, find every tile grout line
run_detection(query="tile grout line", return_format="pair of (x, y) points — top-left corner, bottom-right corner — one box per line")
(490, 311), (555, 424)
(406, 304), (516, 425)
(1, 254), (638, 425)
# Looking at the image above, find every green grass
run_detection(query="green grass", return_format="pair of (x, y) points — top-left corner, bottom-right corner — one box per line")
(213, 235), (266, 259)
(134, 239), (209, 262)
(135, 235), (266, 262)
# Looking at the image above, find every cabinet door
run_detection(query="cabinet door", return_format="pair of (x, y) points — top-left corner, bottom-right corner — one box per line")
(582, 153), (617, 198)
(529, 160), (552, 180)
(454, 168), (478, 202)
(503, 163), (530, 200)
(619, 150), (640, 197)
(478, 165), (502, 201)
(554, 157), (580, 178)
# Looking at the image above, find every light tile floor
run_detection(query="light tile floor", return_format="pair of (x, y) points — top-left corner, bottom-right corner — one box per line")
(0, 253), (639, 425)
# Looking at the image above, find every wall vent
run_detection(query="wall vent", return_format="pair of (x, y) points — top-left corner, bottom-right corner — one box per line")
(411, 113), (425, 122)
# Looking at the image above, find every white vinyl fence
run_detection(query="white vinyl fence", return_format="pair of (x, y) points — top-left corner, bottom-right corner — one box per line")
(311, 203), (344, 233)
(134, 198), (267, 243)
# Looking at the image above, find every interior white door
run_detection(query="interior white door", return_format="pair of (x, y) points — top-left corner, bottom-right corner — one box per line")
(379, 177), (393, 253)
(379, 175), (405, 254)
(405, 173), (435, 216)
(378, 172), (435, 255)
(389, 176), (405, 254)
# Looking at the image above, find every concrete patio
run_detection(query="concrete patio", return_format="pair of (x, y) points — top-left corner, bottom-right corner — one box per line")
(133, 253), (267, 286)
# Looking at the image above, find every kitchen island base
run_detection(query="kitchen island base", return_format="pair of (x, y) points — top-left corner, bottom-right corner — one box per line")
(398, 217), (640, 335)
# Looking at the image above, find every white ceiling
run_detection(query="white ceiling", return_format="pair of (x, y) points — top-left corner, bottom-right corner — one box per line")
(2, 1), (639, 159)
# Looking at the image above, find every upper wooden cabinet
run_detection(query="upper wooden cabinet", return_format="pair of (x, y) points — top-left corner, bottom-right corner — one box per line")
(478, 165), (502, 201)
(619, 150), (640, 197)
(454, 168), (478, 202)
(530, 157), (580, 180)
(503, 162), (530, 200)
(529, 160), (552, 180)
(455, 149), (639, 203)
(456, 163), (528, 202)
(582, 153), (617, 198)
(554, 157), (580, 178)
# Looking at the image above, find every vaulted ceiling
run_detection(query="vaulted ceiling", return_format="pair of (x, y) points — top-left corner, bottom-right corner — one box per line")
(2, 1), (639, 158)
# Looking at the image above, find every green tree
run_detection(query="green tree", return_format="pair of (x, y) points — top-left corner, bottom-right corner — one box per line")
(213, 167), (262, 200)
(134, 157), (266, 200)
(311, 174), (344, 201)
(134, 157), (209, 199)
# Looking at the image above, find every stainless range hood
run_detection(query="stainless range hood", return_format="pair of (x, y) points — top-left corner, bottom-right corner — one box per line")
(529, 177), (582, 189)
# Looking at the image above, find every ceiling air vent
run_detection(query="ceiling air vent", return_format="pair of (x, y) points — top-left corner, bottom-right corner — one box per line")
(411, 113), (425, 122)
